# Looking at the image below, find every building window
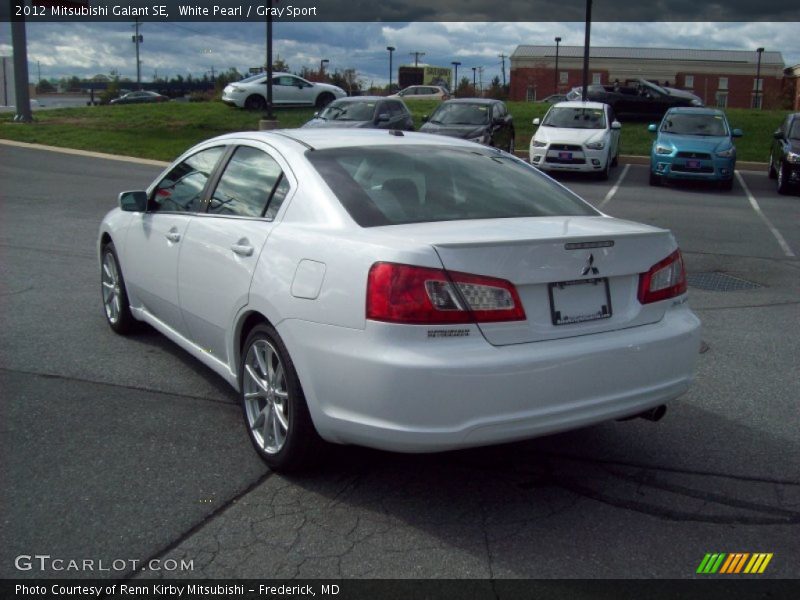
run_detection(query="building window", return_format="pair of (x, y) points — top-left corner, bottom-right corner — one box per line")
(684, 75), (694, 88)
(751, 93), (763, 109)
(752, 78), (763, 91)
(718, 77), (728, 90)
(592, 73), (602, 85)
(715, 91), (728, 108)
(559, 71), (568, 84)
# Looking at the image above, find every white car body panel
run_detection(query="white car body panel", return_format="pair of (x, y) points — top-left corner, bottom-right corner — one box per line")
(98, 129), (701, 454)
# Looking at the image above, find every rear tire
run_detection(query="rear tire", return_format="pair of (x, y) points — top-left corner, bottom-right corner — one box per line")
(240, 323), (324, 472)
(649, 171), (661, 186)
(244, 94), (266, 111)
(100, 242), (137, 335)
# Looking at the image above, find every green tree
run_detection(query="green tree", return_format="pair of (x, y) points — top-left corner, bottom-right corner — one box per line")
(456, 76), (473, 97)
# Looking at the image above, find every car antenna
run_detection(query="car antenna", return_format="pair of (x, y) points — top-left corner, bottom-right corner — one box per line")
(389, 130), (404, 136)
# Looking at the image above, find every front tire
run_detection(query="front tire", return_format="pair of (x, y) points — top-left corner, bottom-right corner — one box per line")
(597, 159), (610, 181)
(768, 153), (777, 179)
(244, 94), (266, 111)
(101, 242), (137, 335)
(315, 93), (335, 109)
(240, 324), (323, 472)
(776, 162), (791, 195)
(508, 133), (516, 154)
(649, 171), (661, 186)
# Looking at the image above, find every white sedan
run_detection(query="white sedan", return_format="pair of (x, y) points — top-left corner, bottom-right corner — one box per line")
(99, 129), (700, 471)
(221, 72), (346, 110)
(530, 101), (621, 179)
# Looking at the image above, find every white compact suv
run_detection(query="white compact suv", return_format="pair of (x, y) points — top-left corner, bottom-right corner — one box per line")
(529, 101), (621, 180)
(222, 72), (346, 110)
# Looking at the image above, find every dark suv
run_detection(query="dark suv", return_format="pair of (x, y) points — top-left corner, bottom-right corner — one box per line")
(769, 112), (800, 194)
(579, 78), (703, 121)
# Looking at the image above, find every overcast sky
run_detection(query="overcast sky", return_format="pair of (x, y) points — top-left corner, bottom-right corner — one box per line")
(1, 22), (798, 87)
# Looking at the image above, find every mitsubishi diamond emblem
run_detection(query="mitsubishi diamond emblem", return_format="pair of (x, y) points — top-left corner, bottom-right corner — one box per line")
(581, 253), (599, 276)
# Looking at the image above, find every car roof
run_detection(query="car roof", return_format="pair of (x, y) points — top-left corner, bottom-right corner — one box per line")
(551, 101), (607, 110)
(205, 129), (499, 154)
(440, 98), (502, 105)
(665, 107), (726, 116)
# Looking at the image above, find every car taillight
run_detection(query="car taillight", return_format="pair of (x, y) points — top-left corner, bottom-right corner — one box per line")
(638, 249), (687, 304)
(366, 262), (526, 324)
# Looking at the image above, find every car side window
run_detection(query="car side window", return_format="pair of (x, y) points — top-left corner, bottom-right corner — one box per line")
(208, 146), (284, 218)
(151, 146), (225, 213)
(387, 101), (405, 117)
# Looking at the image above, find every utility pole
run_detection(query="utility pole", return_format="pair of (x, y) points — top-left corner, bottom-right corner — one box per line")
(498, 54), (507, 87)
(471, 67), (477, 93)
(410, 52), (426, 67)
(132, 18), (143, 90)
(37, 60), (41, 84)
(451, 61), (461, 96)
(581, 0), (592, 102)
(478, 66), (484, 95)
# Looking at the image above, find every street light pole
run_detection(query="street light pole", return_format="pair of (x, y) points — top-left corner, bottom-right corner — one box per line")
(259, 0), (276, 127)
(554, 36), (561, 95)
(451, 61), (461, 97)
(581, 0), (592, 102)
(472, 67), (477, 93)
(386, 46), (395, 92)
(320, 58), (329, 79)
(755, 47), (765, 110)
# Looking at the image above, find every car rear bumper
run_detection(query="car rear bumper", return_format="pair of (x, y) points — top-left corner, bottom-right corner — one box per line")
(278, 303), (701, 453)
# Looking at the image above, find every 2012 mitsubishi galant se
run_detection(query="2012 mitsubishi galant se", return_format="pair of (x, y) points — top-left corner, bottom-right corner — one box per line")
(98, 129), (701, 471)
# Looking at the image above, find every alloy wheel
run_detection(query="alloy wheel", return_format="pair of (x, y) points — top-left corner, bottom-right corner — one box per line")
(243, 339), (290, 454)
(101, 252), (121, 324)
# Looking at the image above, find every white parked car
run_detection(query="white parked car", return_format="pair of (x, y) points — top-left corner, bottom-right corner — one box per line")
(530, 101), (621, 179)
(222, 72), (346, 110)
(389, 85), (450, 101)
(99, 129), (700, 471)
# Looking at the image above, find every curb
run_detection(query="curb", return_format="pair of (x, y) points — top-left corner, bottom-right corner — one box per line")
(0, 139), (169, 167)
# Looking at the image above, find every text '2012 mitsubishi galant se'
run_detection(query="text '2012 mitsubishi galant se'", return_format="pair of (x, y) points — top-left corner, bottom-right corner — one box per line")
(98, 129), (701, 471)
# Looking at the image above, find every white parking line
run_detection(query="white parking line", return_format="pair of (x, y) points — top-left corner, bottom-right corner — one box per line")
(0, 139), (169, 167)
(735, 171), (796, 258)
(598, 164), (630, 210)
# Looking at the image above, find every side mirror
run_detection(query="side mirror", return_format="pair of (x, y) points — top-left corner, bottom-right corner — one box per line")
(422, 115), (429, 122)
(377, 113), (390, 123)
(611, 120), (622, 130)
(773, 130), (782, 139)
(313, 111), (319, 118)
(119, 190), (147, 212)
(647, 123), (658, 133)
(731, 128), (743, 138)
(532, 117), (541, 126)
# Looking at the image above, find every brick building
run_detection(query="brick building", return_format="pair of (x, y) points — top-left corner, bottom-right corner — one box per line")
(510, 46), (787, 109)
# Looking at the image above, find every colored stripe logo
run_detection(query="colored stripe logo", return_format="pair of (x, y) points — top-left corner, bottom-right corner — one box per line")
(697, 553), (773, 574)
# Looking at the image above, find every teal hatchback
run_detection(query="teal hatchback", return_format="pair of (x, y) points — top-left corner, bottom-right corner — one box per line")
(648, 108), (742, 191)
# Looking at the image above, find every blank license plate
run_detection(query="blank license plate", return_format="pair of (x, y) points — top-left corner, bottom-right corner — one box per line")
(548, 278), (612, 326)
(559, 152), (573, 160)
(687, 159), (701, 169)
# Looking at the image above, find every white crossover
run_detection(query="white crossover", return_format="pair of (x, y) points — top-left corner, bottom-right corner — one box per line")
(98, 129), (701, 471)
(530, 101), (621, 179)
(221, 72), (346, 110)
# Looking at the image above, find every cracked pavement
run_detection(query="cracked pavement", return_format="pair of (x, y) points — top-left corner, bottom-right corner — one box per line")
(1, 145), (798, 580)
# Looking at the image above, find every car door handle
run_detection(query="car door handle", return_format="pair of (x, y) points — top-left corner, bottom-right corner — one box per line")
(231, 243), (254, 257)
(165, 230), (181, 243)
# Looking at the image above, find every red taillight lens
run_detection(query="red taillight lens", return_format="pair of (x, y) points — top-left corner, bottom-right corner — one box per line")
(366, 262), (526, 324)
(638, 249), (687, 304)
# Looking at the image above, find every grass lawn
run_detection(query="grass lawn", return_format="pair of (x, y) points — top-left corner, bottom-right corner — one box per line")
(0, 99), (786, 163)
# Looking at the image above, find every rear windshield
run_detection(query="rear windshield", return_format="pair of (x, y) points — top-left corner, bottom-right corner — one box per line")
(429, 103), (490, 126)
(306, 145), (598, 227)
(320, 101), (376, 122)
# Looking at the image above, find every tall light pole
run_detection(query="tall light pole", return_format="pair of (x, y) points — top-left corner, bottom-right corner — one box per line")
(132, 18), (143, 90)
(320, 58), (329, 79)
(554, 36), (562, 95)
(472, 67), (477, 94)
(581, 0), (592, 102)
(386, 46), (395, 92)
(451, 61), (461, 96)
(755, 47), (765, 109)
(260, 0), (275, 126)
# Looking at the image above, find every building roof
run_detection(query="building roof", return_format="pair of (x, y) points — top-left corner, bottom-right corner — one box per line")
(511, 46), (785, 66)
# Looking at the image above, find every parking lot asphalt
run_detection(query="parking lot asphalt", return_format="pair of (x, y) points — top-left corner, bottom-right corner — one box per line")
(1, 145), (798, 580)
